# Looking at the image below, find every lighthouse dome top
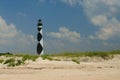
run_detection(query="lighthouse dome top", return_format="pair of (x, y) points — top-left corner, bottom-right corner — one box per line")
(37, 19), (42, 26)
(38, 19), (41, 22)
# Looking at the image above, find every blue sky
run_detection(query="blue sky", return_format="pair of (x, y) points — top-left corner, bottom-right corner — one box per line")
(0, 0), (120, 54)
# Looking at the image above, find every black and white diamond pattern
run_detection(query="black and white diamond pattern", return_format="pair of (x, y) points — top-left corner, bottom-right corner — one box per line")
(37, 19), (43, 55)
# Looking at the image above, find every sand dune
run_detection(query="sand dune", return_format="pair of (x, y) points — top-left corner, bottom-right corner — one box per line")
(0, 55), (120, 80)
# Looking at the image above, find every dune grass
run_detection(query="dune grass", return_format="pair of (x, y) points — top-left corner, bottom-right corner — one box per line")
(41, 55), (53, 61)
(0, 59), (4, 63)
(0, 53), (39, 67)
(14, 54), (39, 61)
(48, 50), (120, 58)
(40, 50), (120, 64)
(72, 59), (80, 64)
(0, 50), (120, 66)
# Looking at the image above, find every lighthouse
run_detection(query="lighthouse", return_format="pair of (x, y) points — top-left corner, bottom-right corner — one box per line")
(37, 19), (44, 55)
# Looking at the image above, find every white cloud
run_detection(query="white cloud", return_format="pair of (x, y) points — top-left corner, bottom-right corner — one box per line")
(0, 16), (18, 44)
(91, 15), (108, 26)
(90, 15), (120, 40)
(45, 27), (81, 53)
(0, 16), (36, 53)
(82, 0), (120, 40)
(90, 25), (115, 40)
(83, 0), (120, 17)
(94, 18), (120, 40)
(59, 0), (120, 40)
(48, 27), (80, 42)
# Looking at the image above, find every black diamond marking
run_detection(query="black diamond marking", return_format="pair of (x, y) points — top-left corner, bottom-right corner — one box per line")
(37, 43), (43, 55)
(38, 28), (42, 31)
(37, 19), (43, 55)
(37, 33), (42, 41)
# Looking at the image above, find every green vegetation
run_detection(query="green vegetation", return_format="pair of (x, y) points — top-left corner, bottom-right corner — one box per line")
(41, 54), (53, 61)
(15, 60), (25, 66)
(4, 58), (15, 64)
(0, 53), (39, 67)
(41, 54), (62, 61)
(4, 58), (16, 67)
(48, 50), (120, 59)
(72, 59), (80, 64)
(0, 52), (13, 57)
(3, 58), (24, 67)
(0, 50), (120, 66)
(0, 59), (4, 63)
(16, 54), (39, 61)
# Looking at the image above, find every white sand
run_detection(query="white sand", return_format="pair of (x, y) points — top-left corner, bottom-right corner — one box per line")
(0, 56), (120, 80)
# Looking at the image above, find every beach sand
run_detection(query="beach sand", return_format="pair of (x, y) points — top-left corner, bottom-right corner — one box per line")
(0, 56), (120, 80)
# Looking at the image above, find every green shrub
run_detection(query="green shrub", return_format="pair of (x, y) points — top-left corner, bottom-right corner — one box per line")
(15, 60), (25, 66)
(15, 54), (39, 61)
(72, 59), (80, 64)
(41, 55), (53, 61)
(7, 62), (16, 67)
(4, 58), (15, 64)
(0, 52), (13, 57)
(4, 58), (25, 67)
(41, 54), (48, 60)
(2, 54), (39, 67)
(45, 57), (53, 61)
(0, 59), (4, 63)
(4, 58), (16, 67)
